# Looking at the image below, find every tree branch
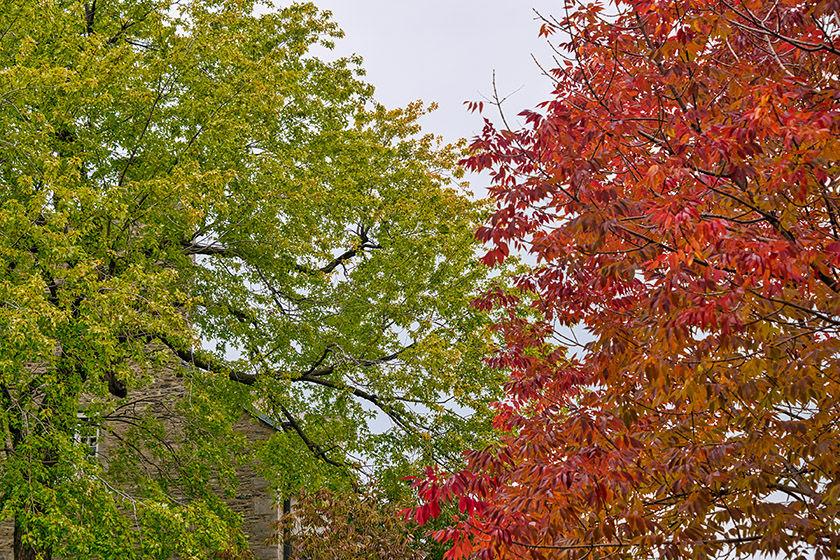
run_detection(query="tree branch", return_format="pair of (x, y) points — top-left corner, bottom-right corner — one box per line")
(512, 535), (762, 551)
(296, 374), (414, 433)
(277, 404), (350, 472)
(181, 240), (233, 256)
(159, 336), (257, 385)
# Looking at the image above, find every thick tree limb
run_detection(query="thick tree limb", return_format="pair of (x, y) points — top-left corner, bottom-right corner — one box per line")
(161, 335), (416, 434)
(181, 240), (232, 256)
(84, 1), (96, 35)
(296, 374), (414, 433)
(159, 336), (257, 385)
(300, 231), (383, 275)
(277, 404), (350, 472)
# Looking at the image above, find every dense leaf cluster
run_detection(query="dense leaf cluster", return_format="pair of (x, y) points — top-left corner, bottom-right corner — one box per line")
(0, 1), (503, 557)
(411, 0), (840, 559)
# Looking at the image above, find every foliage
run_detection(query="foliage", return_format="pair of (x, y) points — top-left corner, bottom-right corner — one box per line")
(0, 0), (503, 557)
(410, 0), (840, 559)
(275, 487), (429, 560)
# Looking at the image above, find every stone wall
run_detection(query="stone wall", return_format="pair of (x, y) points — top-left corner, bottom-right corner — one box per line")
(0, 362), (282, 560)
(229, 413), (283, 560)
(0, 527), (9, 560)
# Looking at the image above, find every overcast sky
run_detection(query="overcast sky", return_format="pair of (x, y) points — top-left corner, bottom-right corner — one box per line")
(307, 0), (562, 196)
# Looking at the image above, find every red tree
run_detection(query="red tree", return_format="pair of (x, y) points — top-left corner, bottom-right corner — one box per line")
(411, 0), (840, 559)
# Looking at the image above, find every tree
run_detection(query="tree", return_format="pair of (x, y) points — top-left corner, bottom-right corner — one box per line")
(279, 482), (465, 560)
(410, 0), (840, 559)
(275, 486), (429, 560)
(0, 1), (503, 558)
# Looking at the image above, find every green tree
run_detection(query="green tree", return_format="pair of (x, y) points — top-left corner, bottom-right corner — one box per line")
(0, 1), (501, 558)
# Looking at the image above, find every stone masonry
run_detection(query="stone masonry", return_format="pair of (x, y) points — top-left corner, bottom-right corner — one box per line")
(0, 363), (282, 560)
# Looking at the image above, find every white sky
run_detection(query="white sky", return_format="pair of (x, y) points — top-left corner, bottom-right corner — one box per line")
(307, 0), (562, 196)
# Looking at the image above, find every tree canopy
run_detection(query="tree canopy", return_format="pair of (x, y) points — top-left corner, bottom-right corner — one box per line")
(0, 1), (502, 558)
(410, 0), (840, 559)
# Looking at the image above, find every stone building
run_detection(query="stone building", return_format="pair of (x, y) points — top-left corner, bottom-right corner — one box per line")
(0, 363), (283, 560)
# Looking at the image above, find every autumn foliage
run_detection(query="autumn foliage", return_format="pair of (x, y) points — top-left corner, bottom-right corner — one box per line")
(411, 0), (840, 559)
(276, 488), (429, 560)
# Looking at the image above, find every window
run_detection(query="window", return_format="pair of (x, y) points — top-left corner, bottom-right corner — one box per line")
(74, 413), (100, 460)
